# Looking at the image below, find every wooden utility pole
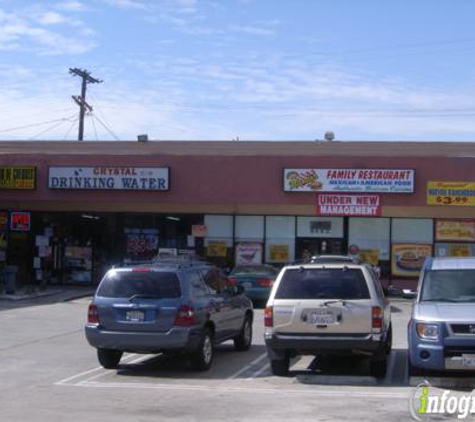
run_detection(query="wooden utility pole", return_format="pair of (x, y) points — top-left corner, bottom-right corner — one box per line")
(69, 68), (103, 141)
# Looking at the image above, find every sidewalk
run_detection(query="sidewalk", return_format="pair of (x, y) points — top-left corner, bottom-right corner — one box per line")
(0, 285), (96, 302)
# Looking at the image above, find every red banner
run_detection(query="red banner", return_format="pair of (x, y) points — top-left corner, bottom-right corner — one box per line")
(316, 194), (381, 217)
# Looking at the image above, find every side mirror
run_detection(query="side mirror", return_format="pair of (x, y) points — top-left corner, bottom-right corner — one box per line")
(402, 289), (418, 300)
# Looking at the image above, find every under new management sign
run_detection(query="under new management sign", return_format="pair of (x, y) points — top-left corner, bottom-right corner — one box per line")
(48, 167), (169, 191)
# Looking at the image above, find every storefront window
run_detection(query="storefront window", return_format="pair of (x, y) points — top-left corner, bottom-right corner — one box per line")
(204, 215), (233, 267)
(265, 216), (295, 265)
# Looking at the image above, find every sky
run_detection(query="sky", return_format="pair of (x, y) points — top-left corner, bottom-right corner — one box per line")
(1, 0), (475, 142)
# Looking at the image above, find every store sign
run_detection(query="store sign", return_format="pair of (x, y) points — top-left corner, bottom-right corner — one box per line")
(10, 211), (31, 232)
(427, 181), (475, 206)
(435, 220), (475, 242)
(235, 243), (262, 265)
(316, 194), (381, 216)
(48, 167), (170, 191)
(269, 244), (290, 263)
(206, 241), (228, 258)
(284, 169), (414, 193)
(0, 166), (36, 190)
(391, 244), (432, 278)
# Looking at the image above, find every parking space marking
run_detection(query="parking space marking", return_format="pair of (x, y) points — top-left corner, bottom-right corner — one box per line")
(227, 352), (267, 380)
(55, 353), (140, 386)
(246, 363), (270, 380)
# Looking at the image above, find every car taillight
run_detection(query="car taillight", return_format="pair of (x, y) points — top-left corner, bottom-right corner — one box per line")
(228, 277), (238, 285)
(257, 278), (274, 287)
(174, 305), (195, 326)
(132, 267), (152, 272)
(264, 306), (273, 327)
(372, 306), (383, 330)
(88, 303), (100, 326)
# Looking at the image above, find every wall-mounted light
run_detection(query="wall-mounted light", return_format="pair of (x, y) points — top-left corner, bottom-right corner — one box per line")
(166, 216), (180, 221)
(81, 214), (100, 220)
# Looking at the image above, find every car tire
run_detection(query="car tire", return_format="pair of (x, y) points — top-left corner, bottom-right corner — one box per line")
(97, 348), (123, 369)
(385, 325), (393, 355)
(270, 357), (290, 376)
(234, 315), (252, 351)
(190, 328), (214, 371)
(369, 355), (387, 378)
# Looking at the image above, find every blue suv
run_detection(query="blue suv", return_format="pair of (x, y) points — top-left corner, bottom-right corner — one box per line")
(85, 259), (253, 371)
(408, 257), (475, 375)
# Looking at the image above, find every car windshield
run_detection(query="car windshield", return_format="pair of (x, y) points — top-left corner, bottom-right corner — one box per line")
(231, 265), (277, 276)
(97, 270), (181, 299)
(420, 269), (475, 302)
(275, 268), (370, 300)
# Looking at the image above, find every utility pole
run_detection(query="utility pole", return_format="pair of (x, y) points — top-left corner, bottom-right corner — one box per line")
(69, 68), (103, 141)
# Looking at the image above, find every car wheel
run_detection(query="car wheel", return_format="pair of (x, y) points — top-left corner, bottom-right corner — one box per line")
(234, 315), (252, 351)
(190, 328), (214, 371)
(369, 355), (387, 378)
(385, 325), (393, 355)
(270, 356), (290, 376)
(97, 348), (123, 369)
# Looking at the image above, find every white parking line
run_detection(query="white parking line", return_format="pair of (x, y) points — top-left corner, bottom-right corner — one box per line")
(55, 353), (140, 386)
(246, 363), (270, 380)
(227, 352), (268, 380)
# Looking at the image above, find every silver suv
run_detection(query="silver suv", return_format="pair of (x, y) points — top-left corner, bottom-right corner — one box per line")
(264, 258), (391, 377)
(85, 259), (253, 371)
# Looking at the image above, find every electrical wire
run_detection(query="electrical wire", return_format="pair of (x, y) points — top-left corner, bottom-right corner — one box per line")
(28, 118), (73, 140)
(62, 116), (79, 140)
(91, 113), (120, 141)
(0, 114), (77, 135)
(90, 113), (99, 141)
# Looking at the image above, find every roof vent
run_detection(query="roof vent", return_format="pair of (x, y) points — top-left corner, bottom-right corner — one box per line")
(137, 134), (148, 142)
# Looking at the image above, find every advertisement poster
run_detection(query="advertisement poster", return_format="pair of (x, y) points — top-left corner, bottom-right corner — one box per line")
(49, 167), (169, 191)
(0, 212), (8, 230)
(359, 249), (380, 266)
(269, 244), (290, 263)
(10, 211), (31, 231)
(435, 220), (475, 242)
(125, 229), (159, 261)
(284, 169), (414, 193)
(235, 243), (263, 265)
(316, 194), (381, 216)
(435, 243), (475, 258)
(191, 225), (207, 237)
(427, 181), (475, 206)
(0, 166), (36, 190)
(391, 244), (432, 277)
(206, 242), (228, 258)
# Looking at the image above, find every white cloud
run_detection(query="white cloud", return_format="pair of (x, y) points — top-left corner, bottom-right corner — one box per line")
(38, 11), (67, 25)
(229, 24), (275, 36)
(102, 0), (148, 10)
(55, 1), (88, 12)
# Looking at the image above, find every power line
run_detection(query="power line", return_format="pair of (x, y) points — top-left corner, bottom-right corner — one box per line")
(62, 116), (79, 140)
(91, 113), (120, 141)
(0, 115), (77, 135)
(28, 118), (72, 141)
(90, 114), (99, 141)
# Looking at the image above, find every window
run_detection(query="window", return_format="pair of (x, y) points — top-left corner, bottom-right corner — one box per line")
(97, 270), (181, 298)
(421, 270), (475, 302)
(189, 271), (208, 298)
(275, 268), (370, 300)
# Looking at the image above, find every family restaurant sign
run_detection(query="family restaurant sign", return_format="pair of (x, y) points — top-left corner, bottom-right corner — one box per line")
(48, 167), (169, 191)
(284, 169), (414, 193)
(316, 194), (381, 216)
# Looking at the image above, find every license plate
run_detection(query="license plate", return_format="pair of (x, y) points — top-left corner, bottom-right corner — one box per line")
(310, 312), (334, 325)
(126, 310), (145, 322)
(242, 282), (252, 289)
(462, 354), (475, 367)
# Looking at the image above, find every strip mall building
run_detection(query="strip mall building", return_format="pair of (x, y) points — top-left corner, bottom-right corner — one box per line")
(0, 140), (474, 288)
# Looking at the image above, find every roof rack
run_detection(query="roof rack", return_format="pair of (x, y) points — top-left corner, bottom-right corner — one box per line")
(294, 255), (361, 265)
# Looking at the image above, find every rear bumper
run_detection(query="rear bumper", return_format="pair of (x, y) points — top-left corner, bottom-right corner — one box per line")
(265, 332), (384, 358)
(85, 325), (201, 353)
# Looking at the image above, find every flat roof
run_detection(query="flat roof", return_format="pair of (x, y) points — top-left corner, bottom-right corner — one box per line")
(0, 140), (474, 157)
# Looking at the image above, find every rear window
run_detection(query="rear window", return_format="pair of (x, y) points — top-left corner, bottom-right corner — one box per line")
(97, 270), (181, 299)
(275, 268), (370, 300)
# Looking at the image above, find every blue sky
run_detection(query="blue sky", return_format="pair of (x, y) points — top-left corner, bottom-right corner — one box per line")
(1, 0), (475, 142)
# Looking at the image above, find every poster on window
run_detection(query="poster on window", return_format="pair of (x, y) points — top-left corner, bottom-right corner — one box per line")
(269, 244), (290, 263)
(206, 241), (228, 258)
(125, 228), (159, 261)
(435, 220), (475, 242)
(391, 244), (432, 277)
(359, 249), (380, 266)
(235, 243), (263, 265)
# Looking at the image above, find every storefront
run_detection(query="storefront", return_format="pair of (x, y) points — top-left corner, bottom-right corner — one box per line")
(0, 140), (474, 288)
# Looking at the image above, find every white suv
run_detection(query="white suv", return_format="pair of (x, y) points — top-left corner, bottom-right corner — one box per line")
(264, 259), (391, 377)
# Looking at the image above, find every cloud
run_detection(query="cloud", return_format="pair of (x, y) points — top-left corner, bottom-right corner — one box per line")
(101, 0), (148, 10)
(55, 1), (88, 12)
(228, 24), (275, 36)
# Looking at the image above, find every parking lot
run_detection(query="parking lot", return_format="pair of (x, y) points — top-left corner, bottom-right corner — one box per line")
(0, 296), (470, 422)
